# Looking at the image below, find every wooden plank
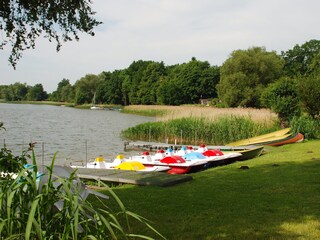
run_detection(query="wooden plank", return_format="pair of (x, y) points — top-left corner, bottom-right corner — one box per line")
(75, 168), (193, 187)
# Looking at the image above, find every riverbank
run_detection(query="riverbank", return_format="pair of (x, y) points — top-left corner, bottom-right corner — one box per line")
(95, 140), (320, 239)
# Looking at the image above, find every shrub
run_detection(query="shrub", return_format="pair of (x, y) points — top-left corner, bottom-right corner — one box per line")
(298, 74), (320, 119)
(261, 77), (301, 125)
(290, 115), (320, 139)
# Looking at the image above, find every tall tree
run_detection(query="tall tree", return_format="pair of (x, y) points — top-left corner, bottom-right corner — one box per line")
(74, 74), (101, 104)
(298, 74), (320, 119)
(137, 61), (166, 105)
(158, 58), (220, 105)
(96, 71), (124, 105)
(50, 78), (73, 102)
(282, 39), (320, 77)
(27, 83), (47, 101)
(0, 0), (101, 68)
(217, 47), (284, 108)
(123, 60), (153, 105)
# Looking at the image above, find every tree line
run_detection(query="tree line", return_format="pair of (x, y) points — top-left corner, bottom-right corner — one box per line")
(1, 39), (320, 122)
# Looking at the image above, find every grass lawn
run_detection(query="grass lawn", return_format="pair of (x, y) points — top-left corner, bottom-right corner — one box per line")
(94, 140), (320, 239)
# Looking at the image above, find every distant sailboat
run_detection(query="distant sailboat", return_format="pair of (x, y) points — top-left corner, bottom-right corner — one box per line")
(90, 92), (103, 110)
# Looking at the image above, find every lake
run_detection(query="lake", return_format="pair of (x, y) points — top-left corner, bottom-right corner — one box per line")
(0, 103), (154, 166)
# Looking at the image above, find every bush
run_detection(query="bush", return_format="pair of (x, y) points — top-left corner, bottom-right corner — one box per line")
(290, 115), (320, 139)
(261, 77), (301, 125)
(298, 74), (320, 119)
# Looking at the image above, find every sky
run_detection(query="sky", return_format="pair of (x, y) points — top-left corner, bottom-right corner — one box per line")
(1, 0), (320, 93)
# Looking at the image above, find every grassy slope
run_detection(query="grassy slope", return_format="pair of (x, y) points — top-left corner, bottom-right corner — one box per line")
(99, 140), (320, 240)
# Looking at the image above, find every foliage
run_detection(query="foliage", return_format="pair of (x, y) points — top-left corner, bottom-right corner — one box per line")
(217, 47), (284, 107)
(0, 0), (101, 68)
(297, 74), (320, 119)
(0, 124), (29, 172)
(261, 77), (301, 124)
(290, 115), (320, 139)
(49, 79), (74, 102)
(97, 71), (125, 105)
(281, 39), (320, 77)
(0, 145), (29, 173)
(74, 74), (102, 104)
(157, 59), (220, 105)
(121, 116), (278, 145)
(26, 83), (48, 101)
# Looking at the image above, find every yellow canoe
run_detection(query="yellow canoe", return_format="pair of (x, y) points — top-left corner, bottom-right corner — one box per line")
(226, 128), (291, 146)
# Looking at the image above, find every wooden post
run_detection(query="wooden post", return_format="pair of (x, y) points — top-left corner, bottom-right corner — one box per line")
(42, 142), (44, 172)
(85, 140), (88, 167)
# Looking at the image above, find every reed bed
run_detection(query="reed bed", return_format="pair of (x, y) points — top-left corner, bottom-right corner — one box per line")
(122, 105), (279, 145)
(124, 105), (277, 125)
(121, 116), (279, 145)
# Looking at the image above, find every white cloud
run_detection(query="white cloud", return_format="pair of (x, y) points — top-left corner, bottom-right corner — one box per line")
(1, 0), (320, 92)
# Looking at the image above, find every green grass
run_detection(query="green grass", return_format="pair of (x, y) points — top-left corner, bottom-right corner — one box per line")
(94, 140), (320, 239)
(121, 108), (168, 117)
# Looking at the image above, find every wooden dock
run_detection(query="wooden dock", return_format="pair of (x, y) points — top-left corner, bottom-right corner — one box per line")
(124, 141), (187, 152)
(75, 168), (193, 187)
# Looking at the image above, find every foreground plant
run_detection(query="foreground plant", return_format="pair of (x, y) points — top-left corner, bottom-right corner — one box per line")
(0, 150), (165, 239)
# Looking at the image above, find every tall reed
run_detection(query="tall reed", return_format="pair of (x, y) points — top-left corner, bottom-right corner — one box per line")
(121, 116), (279, 145)
(0, 150), (165, 239)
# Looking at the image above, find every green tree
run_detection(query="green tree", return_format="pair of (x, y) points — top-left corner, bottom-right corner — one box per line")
(0, 82), (29, 101)
(26, 83), (48, 101)
(298, 74), (320, 119)
(137, 61), (166, 105)
(97, 70), (125, 105)
(122, 60), (153, 105)
(50, 79), (74, 102)
(217, 47), (284, 107)
(0, 0), (101, 68)
(157, 58), (220, 105)
(157, 77), (182, 105)
(74, 74), (102, 104)
(282, 39), (320, 77)
(261, 77), (300, 124)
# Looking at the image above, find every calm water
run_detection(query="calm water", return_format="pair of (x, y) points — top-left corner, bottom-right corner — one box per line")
(0, 103), (154, 165)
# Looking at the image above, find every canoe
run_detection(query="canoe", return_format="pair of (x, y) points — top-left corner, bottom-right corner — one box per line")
(221, 146), (264, 161)
(204, 145), (264, 161)
(263, 132), (304, 147)
(226, 128), (291, 146)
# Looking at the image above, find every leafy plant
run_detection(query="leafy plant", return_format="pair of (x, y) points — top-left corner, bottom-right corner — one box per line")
(290, 115), (320, 139)
(0, 149), (165, 239)
(261, 77), (301, 125)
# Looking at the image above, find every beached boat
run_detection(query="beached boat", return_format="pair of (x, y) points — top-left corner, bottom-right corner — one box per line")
(262, 132), (304, 147)
(115, 161), (170, 172)
(183, 150), (242, 166)
(226, 128), (291, 146)
(71, 155), (170, 172)
(197, 144), (264, 161)
(222, 146), (264, 161)
(130, 151), (208, 174)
